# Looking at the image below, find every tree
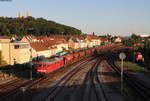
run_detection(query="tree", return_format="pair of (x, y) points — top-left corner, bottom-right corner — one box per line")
(0, 16), (82, 36)
(131, 34), (141, 43)
(144, 40), (150, 48)
(93, 32), (95, 36)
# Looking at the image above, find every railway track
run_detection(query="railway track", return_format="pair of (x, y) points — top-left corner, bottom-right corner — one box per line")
(102, 54), (150, 101)
(30, 56), (95, 89)
(0, 76), (46, 101)
(82, 56), (109, 101)
(44, 58), (99, 101)
(38, 56), (109, 101)
(0, 78), (26, 90)
(0, 56), (96, 101)
(38, 56), (97, 101)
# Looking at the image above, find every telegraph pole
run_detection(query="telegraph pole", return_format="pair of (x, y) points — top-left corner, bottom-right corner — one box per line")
(29, 48), (32, 80)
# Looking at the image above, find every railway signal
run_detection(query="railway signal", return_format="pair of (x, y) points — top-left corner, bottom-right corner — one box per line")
(119, 52), (126, 93)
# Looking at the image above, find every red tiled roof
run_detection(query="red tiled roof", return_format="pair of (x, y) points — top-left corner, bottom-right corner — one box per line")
(133, 43), (144, 47)
(0, 36), (13, 39)
(30, 41), (57, 52)
(100, 38), (108, 41)
(50, 34), (100, 40)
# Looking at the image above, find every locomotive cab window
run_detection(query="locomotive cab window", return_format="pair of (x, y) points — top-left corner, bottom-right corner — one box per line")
(37, 64), (42, 67)
(35, 64), (47, 67)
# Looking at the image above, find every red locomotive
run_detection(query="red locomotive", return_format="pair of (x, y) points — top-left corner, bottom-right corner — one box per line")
(35, 57), (64, 74)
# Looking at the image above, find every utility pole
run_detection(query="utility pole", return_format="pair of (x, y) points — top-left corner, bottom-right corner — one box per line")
(29, 48), (32, 80)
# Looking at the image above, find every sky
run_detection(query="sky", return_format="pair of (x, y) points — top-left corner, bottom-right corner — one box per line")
(0, 0), (150, 36)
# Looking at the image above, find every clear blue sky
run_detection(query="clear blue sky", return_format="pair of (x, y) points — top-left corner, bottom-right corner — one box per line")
(0, 0), (150, 36)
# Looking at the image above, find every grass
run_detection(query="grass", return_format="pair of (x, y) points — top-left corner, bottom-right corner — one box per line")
(123, 61), (145, 73)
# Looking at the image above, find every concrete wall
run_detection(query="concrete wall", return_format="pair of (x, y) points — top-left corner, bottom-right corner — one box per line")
(56, 43), (68, 53)
(10, 43), (31, 64)
(0, 43), (2, 50)
(10, 43), (31, 65)
(69, 42), (79, 49)
(1, 42), (10, 64)
(1, 42), (31, 65)
(92, 39), (101, 46)
(34, 50), (51, 58)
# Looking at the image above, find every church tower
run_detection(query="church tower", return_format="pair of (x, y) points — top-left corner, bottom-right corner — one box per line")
(26, 11), (30, 18)
(18, 11), (22, 18)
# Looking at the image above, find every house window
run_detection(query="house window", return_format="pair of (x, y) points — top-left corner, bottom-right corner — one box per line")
(14, 44), (29, 49)
(20, 44), (29, 48)
(14, 45), (19, 49)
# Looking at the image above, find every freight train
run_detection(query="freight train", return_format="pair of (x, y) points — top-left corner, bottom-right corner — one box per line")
(34, 44), (121, 75)
(34, 48), (95, 75)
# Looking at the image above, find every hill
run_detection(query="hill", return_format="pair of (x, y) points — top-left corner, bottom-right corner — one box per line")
(0, 16), (81, 36)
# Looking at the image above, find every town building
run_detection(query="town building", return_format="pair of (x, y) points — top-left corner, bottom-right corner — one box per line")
(140, 34), (150, 38)
(113, 36), (123, 43)
(0, 36), (31, 65)
(68, 37), (80, 50)
(21, 35), (69, 59)
(0, 34), (104, 65)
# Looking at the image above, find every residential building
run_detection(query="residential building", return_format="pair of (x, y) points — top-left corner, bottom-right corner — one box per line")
(0, 36), (31, 65)
(68, 37), (80, 50)
(30, 42), (56, 58)
(140, 34), (150, 38)
(113, 37), (123, 43)
(0, 34), (102, 65)
(21, 35), (69, 58)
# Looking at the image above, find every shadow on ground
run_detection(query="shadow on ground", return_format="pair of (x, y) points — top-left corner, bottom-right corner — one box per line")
(0, 80), (123, 101)
(0, 63), (36, 79)
(0, 70), (143, 101)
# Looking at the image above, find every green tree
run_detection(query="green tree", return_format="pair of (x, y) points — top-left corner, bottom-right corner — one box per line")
(0, 16), (82, 36)
(131, 34), (141, 43)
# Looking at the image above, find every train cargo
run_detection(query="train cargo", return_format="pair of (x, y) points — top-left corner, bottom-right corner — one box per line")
(63, 54), (74, 64)
(79, 51), (85, 58)
(85, 49), (91, 56)
(72, 52), (79, 62)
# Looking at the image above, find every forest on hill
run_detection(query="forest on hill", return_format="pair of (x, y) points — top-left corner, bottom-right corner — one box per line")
(0, 16), (81, 36)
